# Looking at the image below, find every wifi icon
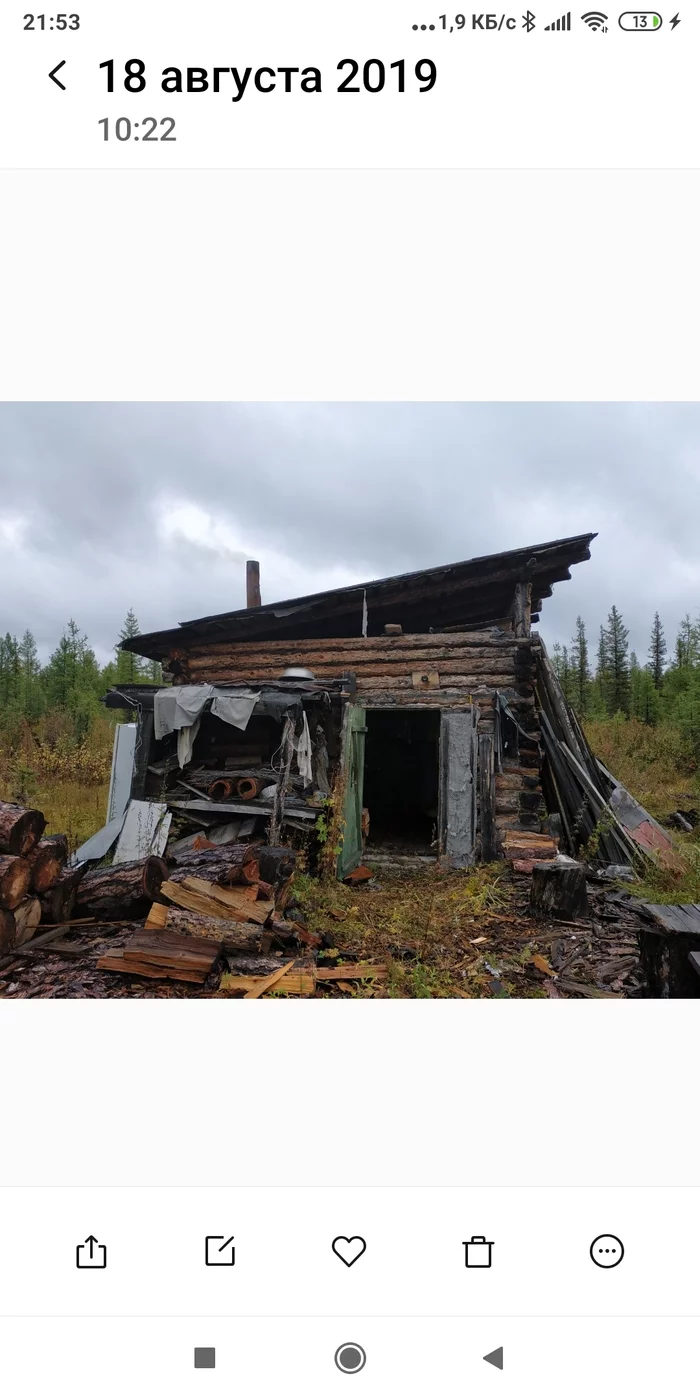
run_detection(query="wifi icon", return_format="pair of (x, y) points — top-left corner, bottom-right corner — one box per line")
(581, 10), (608, 27)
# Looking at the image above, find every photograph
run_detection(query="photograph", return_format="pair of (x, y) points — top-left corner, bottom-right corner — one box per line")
(0, 401), (698, 1000)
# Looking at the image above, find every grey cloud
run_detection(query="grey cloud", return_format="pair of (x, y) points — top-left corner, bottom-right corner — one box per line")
(0, 402), (699, 664)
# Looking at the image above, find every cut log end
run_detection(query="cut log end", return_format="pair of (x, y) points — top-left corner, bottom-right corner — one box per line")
(28, 836), (69, 893)
(0, 802), (46, 857)
(0, 855), (32, 911)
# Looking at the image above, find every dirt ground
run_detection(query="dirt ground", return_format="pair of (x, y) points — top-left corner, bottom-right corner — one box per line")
(0, 864), (647, 999)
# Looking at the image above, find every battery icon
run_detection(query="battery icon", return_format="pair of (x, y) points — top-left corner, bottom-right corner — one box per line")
(618, 11), (662, 27)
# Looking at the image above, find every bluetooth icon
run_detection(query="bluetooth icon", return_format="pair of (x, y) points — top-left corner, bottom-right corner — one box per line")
(523, 9), (536, 28)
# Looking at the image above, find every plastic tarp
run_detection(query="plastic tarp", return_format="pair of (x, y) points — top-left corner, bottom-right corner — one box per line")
(154, 685), (260, 768)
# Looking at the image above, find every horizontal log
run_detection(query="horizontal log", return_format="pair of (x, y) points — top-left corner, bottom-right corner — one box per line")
(187, 632), (531, 658)
(75, 858), (168, 920)
(0, 802), (46, 857)
(189, 656), (522, 679)
(145, 903), (264, 949)
(38, 867), (84, 925)
(189, 647), (520, 671)
(495, 773), (536, 791)
(354, 673), (522, 690)
(28, 836), (69, 893)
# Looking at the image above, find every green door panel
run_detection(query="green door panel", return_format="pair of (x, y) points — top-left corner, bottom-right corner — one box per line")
(337, 703), (367, 879)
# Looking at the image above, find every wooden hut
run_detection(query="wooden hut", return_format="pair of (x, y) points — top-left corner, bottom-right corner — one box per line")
(106, 534), (597, 875)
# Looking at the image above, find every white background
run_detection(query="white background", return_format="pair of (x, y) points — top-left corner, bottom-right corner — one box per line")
(0, 0), (699, 1272)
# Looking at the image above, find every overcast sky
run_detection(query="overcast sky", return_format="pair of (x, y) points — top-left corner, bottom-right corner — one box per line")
(1, 402), (698, 666)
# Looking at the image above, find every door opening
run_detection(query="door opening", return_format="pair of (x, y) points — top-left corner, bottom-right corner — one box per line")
(363, 709), (441, 854)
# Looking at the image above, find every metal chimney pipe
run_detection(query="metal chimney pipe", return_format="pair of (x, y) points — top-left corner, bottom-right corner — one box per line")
(246, 560), (261, 608)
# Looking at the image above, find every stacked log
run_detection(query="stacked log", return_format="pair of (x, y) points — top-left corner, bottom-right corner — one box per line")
(0, 909), (16, 955)
(0, 801), (46, 856)
(14, 898), (41, 946)
(0, 855), (32, 910)
(27, 835), (69, 893)
(0, 804), (87, 949)
(167, 844), (259, 888)
(75, 856), (169, 920)
(38, 867), (86, 925)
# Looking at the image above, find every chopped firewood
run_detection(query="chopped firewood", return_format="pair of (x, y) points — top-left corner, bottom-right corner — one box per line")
(14, 897), (42, 946)
(98, 930), (221, 984)
(220, 960), (315, 997)
(243, 958), (295, 998)
(0, 801), (46, 857)
(159, 876), (274, 925)
(315, 963), (387, 980)
(0, 854), (32, 911)
(145, 901), (264, 950)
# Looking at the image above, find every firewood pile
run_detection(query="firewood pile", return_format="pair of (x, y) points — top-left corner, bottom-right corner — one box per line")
(0, 800), (385, 997)
(0, 800), (76, 955)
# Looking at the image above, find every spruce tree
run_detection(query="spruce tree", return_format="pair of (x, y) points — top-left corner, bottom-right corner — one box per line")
(648, 612), (666, 689)
(570, 615), (590, 716)
(116, 608), (144, 685)
(603, 605), (630, 716)
(18, 630), (42, 721)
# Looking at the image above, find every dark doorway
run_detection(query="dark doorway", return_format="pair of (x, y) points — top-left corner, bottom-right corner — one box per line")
(363, 709), (441, 853)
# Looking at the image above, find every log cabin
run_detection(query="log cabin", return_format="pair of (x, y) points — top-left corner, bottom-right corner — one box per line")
(104, 533), (597, 876)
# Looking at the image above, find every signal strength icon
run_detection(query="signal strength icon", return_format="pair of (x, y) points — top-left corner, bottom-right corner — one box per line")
(545, 10), (571, 28)
(581, 10), (608, 29)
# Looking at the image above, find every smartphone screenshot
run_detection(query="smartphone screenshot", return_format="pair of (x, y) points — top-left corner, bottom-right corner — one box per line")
(0, 2), (697, 1395)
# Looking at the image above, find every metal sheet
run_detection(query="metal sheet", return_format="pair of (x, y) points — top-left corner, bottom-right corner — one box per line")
(106, 722), (137, 824)
(113, 800), (170, 863)
(70, 812), (127, 867)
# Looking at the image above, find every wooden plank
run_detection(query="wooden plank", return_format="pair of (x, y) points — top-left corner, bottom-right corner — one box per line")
(439, 708), (477, 868)
(220, 967), (316, 996)
(478, 732), (499, 862)
(243, 959), (295, 998)
(642, 903), (700, 934)
(315, 963), (387, 980)
(512, 581), (532, 638)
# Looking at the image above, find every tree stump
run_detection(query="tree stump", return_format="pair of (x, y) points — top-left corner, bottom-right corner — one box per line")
(530, 861), (589, 920)
(0, 855), (32, 911)
(0, 801), (46, 857)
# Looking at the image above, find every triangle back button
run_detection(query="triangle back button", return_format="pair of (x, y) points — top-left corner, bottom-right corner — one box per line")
(483, 1347), (504, 1370)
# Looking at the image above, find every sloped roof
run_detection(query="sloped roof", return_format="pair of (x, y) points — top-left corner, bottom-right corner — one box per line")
(123, 532), (596, 660)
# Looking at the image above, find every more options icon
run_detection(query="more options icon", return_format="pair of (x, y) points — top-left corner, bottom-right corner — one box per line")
(590, 1233), (624, 1268)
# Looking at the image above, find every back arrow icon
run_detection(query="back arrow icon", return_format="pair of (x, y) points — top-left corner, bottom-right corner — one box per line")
(49, 60), (66, 89)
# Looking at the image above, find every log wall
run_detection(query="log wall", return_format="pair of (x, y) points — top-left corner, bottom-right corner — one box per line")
(175, 631), (546, 859)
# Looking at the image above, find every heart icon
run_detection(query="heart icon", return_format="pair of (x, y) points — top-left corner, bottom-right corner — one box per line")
(332, 1235), (367, 1267)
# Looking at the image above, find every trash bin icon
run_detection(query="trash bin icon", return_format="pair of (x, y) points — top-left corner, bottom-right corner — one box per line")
(463, 1235), (494, 1268)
